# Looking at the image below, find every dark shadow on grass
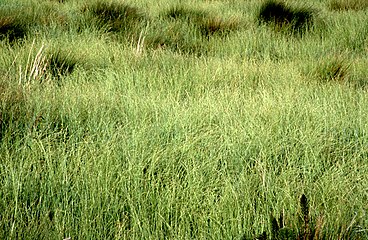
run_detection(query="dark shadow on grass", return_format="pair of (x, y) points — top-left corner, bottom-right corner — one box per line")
(46, 50), (78, 84)
(148, 5), (239, 55)
(199, 16), (240, 38)
(247, 195), (324, 240)
(164, 6), (208, 22)
(257, 0), (315, 35)
(163, 5), (240, 38)
(0, 16), (28, 44)
(82, 1), (146, 34)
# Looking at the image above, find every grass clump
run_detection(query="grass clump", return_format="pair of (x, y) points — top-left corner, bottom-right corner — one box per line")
(148, 5), (240, 55)
(82, 1), (146, 34)
(257, 0), (315, 34)
(48, 50), (78, 79)
(198, 16), (240, 38)
(0, 16), (28, 44)
(328, 0), (368, 11)
(164, 6), (208, 23)
(0, 3), (63, 44)
(163, 5), (240, 38)
(16, 44), (78, 83)
(301, 56), (353, 86)
(314, 56), (350, 84)
(145, 22), (206, 55)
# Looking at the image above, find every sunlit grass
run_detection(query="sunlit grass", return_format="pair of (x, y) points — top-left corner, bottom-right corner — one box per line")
(328, 0), (368, 11)
(0, 0), (368, 239)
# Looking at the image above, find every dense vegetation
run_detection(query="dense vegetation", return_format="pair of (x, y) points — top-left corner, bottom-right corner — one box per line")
(0, 0), (367, 239)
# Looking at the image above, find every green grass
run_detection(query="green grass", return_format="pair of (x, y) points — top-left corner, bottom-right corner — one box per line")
(0, 0), (368, 239)
(257, 0), (315, 35)
(81, 1), (147, 34)
(162, 5), (240, 38)
(328, 0), (368, 11)
(48, 49), (78, 80)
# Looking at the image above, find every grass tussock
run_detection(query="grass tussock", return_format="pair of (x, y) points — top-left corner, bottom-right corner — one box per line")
(302, 56), (352, 86)
(16, 45), (78, 84)
(48, 50), (78, 78)
(0, 16), (28, 44)
(0, 3), (64, 43)
(163, 5), (240, 38)
(315, 56), (351, 84)
(146, 5), (240, 55)
(145, 23), (206, 55)
(164, 6), (208, 23)
(82, 1), (146, 34)
(199, 16), (240, 38)
(328, 0), (368, 11)
(257, 0), (315, 34)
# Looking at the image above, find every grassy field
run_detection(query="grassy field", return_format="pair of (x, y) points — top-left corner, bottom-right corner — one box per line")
(0, 0), (367, 239)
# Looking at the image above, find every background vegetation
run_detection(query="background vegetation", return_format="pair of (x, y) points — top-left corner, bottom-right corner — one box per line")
(0, 0), (367, 239)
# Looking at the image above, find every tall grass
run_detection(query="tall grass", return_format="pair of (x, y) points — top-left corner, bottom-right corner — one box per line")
(0, 0), (368, 239)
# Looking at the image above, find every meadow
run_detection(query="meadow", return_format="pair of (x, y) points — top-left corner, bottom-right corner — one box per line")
(0, 0), (367, 239)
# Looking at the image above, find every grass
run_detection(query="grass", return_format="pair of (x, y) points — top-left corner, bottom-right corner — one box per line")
(328, 0), (368, 11)
(163, 5), (208, 23)
(316, 57), (350, 83)
(198, 16), (240, 38)
(257, 0), (315, 34)
(48, 50), (78, 79)
(0, 84), (27, 142)
(144, 20), (208, 55)
(162, 5), (240, 39)
(0, 2), (66, 44)
(0, 0), (368, 239)
(81, 1), (147, 35)
(0, 16), (28, 44)
(144, 5), (240, 55)
(250, 194), (358, 239)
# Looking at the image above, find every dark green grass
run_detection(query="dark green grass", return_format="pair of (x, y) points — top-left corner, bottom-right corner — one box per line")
(48, 50), (78, 79)
(164, 5), (208, 23)
(0, 2), (66, 44)
(81, 1), (146, 34)
(0, 16), (28, 44)
(146, 5), (240, 55)
(257, 0), (315, 34)
(163, 5), (240, 38)
(198, 16), (240, 38)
